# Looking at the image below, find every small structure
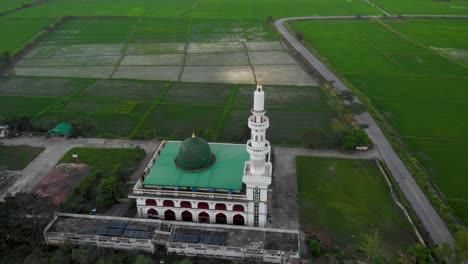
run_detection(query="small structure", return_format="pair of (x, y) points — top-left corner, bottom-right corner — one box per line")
(0, 125), (9, 138)
(48, 122), (72, 138)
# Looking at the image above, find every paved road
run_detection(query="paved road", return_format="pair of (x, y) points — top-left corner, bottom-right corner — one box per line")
(0, 137), (158, 200)
(275, 17), (455, 246)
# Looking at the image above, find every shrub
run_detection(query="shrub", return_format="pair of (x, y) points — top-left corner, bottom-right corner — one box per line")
(342, 128), (370, 150)
(309, 240), (323, 257)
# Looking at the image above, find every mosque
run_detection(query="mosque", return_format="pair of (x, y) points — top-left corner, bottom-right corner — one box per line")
(129, 82), (272, 227)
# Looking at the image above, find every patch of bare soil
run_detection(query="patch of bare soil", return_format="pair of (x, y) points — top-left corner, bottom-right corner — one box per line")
(32, 163), (91, 204)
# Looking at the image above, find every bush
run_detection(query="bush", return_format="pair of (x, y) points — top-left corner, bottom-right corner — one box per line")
(342, 128), (370, 150)
(309, 240), (323, 257)
(296, 31), (304, 41)
(204, 129), (216, 141)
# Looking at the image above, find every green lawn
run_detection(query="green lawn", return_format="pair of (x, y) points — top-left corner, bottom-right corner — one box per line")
(0, 145), (44, 170)
(60, 147), (145, 212)
(292, 18), (468, 224)
(296, 156), (415, 254)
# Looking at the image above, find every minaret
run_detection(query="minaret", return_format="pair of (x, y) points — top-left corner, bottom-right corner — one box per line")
(242, 82), (272, 227)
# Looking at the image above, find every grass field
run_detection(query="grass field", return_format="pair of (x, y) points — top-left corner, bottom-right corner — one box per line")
(0, 145), (44, 170)
(59, 147), (145, 212)
(296, 157), (415, 255)
(292, 18), (468, 224)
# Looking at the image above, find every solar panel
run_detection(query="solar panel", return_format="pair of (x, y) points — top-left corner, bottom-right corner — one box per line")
(123, 230), (151, 239)
(172, 233), (200, 243)
(200, 235), (226, 245)
(87, 228), (97, 235)
(107, 221), (126, 229)
(96, 228), (123, 237)
(126, 224), (151, 231)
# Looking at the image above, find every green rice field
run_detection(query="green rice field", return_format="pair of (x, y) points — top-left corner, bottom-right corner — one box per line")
(5, 0), (379, 19)
(296, 157), (415, 255)
(0, 76), (342, 147)
(0, 18), (54, 54)
(0, 0), (35, 13)
(292, 18), (468, 224)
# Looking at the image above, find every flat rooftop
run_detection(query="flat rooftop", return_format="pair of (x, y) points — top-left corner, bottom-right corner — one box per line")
(143, 142), (248, 191)
(47, 214), (299, 253)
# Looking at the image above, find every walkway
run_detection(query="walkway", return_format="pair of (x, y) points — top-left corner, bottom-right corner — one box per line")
(0, 137), (158, 200)
(275, 16), (455, 246)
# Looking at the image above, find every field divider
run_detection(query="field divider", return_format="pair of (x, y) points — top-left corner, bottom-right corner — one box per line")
(129, 81), (173, 137)
(214, 85), (239, 139)
(242, 42), (257, 83)
(110, 18), (139, 78)
(177, 42), (190, 82)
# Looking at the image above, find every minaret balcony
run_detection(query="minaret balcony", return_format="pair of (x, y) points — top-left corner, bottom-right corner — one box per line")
(248, 116), (269, 130)
(246, 140), (270, 155)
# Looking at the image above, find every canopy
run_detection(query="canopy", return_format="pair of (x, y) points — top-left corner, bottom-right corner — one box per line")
(48, 122), (72, 136)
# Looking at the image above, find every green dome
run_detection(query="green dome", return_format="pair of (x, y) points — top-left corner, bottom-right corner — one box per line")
(175, 134), (216, 172)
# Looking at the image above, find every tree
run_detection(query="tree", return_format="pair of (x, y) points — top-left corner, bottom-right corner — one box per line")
(96, 176), (123, 208)
(407, 243), (432, 264)
(0, 193), (56, 261)
(0, 51), (10, 66)
(135, 255), (152, 264)
(296, 31), (304, 41)
(342, 128), (370, 150)
(309, 239), (323, 257)
(434, 242), (453, 263)
(204, 129), (216, 142)
(455, 229), (468, 263)
(359, 228), (382, 261)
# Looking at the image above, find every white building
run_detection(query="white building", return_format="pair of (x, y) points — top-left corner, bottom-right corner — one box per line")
(129, 83), (272, 227)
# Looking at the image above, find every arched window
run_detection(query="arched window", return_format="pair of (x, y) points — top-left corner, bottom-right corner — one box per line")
(198, 212), (210, 223)
(215, 203), (226, 210)
(233, 205), (244, 212)
(215, 213), (227, 224)
(147, 208), (158, 219)
(197, 202), (209, 209)
(180, 201), (192, 208)
(145, 199), (157, 206)
(181, 211), (193, 222)
(163, 200), (174, 207)
(164, 210), (176, 220)
(233, 214), (244, 225)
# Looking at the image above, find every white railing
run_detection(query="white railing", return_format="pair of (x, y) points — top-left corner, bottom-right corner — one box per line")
(132, 188), (248, 201)
(246, 140), (270, 154)
(248, 116), (269, 130)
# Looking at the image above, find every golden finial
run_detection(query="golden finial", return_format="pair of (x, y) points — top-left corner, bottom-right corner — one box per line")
(192, 130), (196, 138)
(257, 81), (262, 86)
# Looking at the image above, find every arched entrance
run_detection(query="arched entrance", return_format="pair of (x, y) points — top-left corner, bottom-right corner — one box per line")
(146, 199), (157, 206)
(233, 204), (244, 212)
(164, 209), (176, 220)
(215, 213), (227, 224)
(147, 208), (158, 219)
(181, 211), (193, 222)
(233, 214), (244, 225)
(198, 212), (210, 223)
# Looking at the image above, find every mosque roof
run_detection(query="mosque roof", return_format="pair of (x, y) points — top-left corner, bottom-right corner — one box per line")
(175, 134), (216, 172)
(143, 141), (248, 190)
